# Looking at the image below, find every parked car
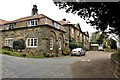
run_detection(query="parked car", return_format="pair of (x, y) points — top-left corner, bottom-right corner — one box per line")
(71, 48), (86, 56)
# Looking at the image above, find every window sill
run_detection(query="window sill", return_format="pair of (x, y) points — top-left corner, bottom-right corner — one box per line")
(50, 48), (53, 50)
(26, 46), (37, 48)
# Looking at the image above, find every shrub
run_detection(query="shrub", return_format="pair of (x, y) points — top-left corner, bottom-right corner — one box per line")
(13, 39), (25, 52)
(62, 47), (71, 56)
(69, 38), (83, 50)
(110, 39), (117, 49)
(69, 38), (78, 50)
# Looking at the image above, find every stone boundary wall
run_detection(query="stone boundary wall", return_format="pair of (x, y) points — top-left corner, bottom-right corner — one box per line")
(111, 57), (120, 79)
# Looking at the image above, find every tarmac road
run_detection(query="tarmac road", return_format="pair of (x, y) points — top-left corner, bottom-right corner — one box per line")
(0, 51), (118, 79)
(70, 51), (117, 78)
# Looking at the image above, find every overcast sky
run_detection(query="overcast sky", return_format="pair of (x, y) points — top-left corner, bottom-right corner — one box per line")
(0, 0), (97, 35)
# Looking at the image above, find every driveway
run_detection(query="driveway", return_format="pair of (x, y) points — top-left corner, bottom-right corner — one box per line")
(0, 51), (118, 78)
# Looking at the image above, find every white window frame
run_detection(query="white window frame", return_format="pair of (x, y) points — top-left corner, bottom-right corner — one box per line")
(26, 38), (38, 48)
(50, 36), (53, 50)
(27, 20), (38, 27)
(5, 38), (13, 47)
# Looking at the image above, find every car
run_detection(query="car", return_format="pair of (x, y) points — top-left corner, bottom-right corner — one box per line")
(71, 48), (86, 56)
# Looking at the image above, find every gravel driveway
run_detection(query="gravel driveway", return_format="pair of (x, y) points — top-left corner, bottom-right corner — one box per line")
(0, 51), (118, 79)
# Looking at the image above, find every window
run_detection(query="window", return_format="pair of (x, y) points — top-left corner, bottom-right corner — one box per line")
(54, 22), (57, 28)
(5, 38), (13, 47)
(27, 20), (38, 27)
(6, 24), (14, 30)
(58, 38), (62, 50)
(57, 24), (60, 29)
(53, 22), (60, 29)
(50, 36), (53, 50)
(45, 18), (48, 24)
(26, 38), (38, 48)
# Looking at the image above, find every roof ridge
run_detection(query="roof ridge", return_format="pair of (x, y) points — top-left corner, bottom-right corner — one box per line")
(10, 14), (46, 23)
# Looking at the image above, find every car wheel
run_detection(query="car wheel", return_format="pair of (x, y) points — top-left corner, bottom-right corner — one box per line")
(83, 53), (85, 56)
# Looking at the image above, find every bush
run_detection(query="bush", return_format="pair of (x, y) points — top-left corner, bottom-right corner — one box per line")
(62, 47), (71, 56)
(69, 38), (78, 50)
(13, 39), (25, 52)
(69, 38), (83, 50)
(110, 39), (117, 49)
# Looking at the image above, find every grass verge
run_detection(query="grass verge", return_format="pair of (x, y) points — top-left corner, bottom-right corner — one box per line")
(0, 49), (45, 58)
(111, 53), (120, 62)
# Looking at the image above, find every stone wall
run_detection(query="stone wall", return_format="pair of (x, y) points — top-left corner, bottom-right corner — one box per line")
(2, 25), (65, 55)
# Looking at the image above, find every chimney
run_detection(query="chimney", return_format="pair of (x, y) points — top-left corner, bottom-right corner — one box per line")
(63, 18), (66, 21)
(32, 5), (38, 15)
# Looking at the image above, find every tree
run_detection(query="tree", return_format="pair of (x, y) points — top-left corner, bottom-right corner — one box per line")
(90, 32), (100, 44)
(90, 32), (104, 45)
(69, 38), (83, 50)
(54, 1), (120, 54)
(109, 39), (117, 49)
(54, 2), (120, 36)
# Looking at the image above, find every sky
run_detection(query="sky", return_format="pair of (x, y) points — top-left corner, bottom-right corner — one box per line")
(0, 0), (97, 35)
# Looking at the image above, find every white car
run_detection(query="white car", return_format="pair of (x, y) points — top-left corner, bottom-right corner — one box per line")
(71, 48), (86, 56)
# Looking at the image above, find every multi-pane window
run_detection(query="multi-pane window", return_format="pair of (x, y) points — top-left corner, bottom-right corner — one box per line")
(27, 20), (38, 27)
(50, 36), (53, 50)
(5, 38), (13, 47)
(26, 38), (38, 48)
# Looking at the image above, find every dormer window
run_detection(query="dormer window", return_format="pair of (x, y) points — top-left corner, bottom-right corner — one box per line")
(27, 20), (38, 27)
(45, 18), (48, 24)
(53, 22), (60, 29)
(6, 23), (14, 30)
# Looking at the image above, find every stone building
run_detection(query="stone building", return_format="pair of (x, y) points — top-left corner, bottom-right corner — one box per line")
(82, 32), (90, 49)
(0, 19), (8, 30)
(0, 19), (9, 48)
(59, 20), (90, 50)
(1, 14), (66, 55)
(0, 5), (90, 55)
